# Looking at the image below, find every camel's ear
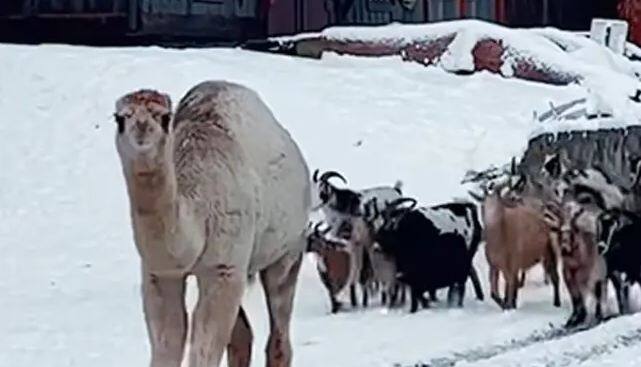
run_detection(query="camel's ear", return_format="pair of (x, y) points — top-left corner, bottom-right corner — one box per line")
(160, 112), (172, 133)
(114, 113), (125, 134)
(161, 93), (172, 111)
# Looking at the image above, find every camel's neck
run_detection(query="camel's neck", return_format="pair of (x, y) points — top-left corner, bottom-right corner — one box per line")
(124, 153), (178, 221)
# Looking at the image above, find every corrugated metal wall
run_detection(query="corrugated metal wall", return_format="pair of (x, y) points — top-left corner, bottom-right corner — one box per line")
(139, 0), (259, 18)
(0, 0), (128, 15)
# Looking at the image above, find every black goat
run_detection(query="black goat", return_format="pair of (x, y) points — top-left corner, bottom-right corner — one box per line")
(375, 198), (483, 312)
(597, 208), (641, 315)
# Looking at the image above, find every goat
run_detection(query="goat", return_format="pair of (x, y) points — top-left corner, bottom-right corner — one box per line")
(307, 221), (375, 311)
(544, 202), (608, 327)
(473, 183), (561, 310)
(312, 170), (405, 307)
(430, 201), (485, 301)
(370, 242), (407, 307)
(306, 223), (352, 313)
(374, 198), (483, 312)
(596, 208), (641, 315)
(312, 169), (403, 220)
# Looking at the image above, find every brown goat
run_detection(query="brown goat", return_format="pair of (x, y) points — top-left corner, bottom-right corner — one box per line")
(479, 186), (561, 310)
(307, 224), (353, 313)
(544, 202), (608, 328)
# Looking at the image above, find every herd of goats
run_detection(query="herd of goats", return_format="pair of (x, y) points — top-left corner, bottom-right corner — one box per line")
(306, 154), (641, 329)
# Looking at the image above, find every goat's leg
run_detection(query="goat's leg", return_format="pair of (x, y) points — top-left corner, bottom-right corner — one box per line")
(400, 284), (407, 305)
(518, 270), (526, 288)
(447, 286), (455, 307)
(410, 287), (422, 313)
(469, 265), (484, 301)
(419, 291), (430, 309)
(330, 294), (341, 314)
(381, 286), (388, 306)
(543, 250), (561, 307)
(448, 282), (465, 307)
(610, 272), (626, 315)
(428, 289), (438, 302)
(458, 282), (466, 307)
(594, 280), (605, 322)
(227, 306), (253, 367)
(622, 279), (632, 315)
(142, 272), (187, 367)
(504, 272), (519, 310)
(261, 252), (303, 367)
(489, 265), (503, 309)
(361, 282), (369, 308)
(564, 270), (586, 328)
(349, 284), (357, 308)
(189, 266), (245, 367)
(543, 263), (551, 285)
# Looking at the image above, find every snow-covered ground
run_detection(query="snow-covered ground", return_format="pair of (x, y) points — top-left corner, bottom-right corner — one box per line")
(2, 40), (641, 367)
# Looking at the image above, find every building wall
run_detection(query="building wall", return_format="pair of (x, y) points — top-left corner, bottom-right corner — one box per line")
(618, 0), (641, 46)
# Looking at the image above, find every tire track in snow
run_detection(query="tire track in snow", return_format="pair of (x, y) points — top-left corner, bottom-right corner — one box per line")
(405, 315), (641, 367)
(539, 328), (641, 367)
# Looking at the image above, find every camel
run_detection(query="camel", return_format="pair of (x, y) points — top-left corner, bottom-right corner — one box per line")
(114, 81), (311, 367)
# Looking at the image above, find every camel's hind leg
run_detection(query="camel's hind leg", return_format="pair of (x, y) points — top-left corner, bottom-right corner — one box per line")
(261, 251), (304, 367)
(227, 306), (253, 367)
(142, 272), (187, 367)
(189, 265), (246, 367)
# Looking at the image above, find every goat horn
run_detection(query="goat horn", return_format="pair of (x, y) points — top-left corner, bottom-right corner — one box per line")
(312, 169), (320, 183)
(468, 190), (484, 202)
(313, 222), (331, 237)
(386, 197), (418, 211)
(319, 171), (348, 184)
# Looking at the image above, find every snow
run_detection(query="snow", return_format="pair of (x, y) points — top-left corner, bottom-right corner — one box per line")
(285, 20), (641, 109)
(528, 88), (641, 139)
(2, 39), (641, 367)
(418, 206), (472, 246)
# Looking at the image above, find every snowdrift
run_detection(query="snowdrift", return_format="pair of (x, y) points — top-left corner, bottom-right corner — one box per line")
(260, 20), (641, 87)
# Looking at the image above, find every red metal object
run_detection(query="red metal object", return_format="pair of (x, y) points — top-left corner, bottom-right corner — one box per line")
(495, 0), (506, 23)
(459, 0), (466, 17)
(618, 0), (641, 45)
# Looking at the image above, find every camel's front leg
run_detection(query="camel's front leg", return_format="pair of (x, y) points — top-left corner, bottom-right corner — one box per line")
(260, 251), (303, 367)
(142, 271), (187, 367)
(189, 264), (245, 367)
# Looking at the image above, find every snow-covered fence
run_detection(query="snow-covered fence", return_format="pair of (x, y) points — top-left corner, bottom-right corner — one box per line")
(249, 19), (641, 87)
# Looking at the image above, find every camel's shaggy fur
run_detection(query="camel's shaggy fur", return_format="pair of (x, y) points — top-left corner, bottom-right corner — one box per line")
(114, 81), (311, 367)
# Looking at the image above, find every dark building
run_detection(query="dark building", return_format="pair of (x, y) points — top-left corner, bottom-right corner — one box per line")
(0, 0), (632, 44)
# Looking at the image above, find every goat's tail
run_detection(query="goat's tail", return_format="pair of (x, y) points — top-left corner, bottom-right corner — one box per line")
(393, 180), (404, 194)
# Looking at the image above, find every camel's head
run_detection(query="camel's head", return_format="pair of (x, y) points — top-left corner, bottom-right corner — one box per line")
(114, 89), (173, 160)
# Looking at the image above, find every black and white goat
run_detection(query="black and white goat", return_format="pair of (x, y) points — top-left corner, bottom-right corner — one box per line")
(311, 169), (406, 307)
(372, 198), (485, 312)
(312, 169), (403, 223)
(596, 209), (641, 315)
